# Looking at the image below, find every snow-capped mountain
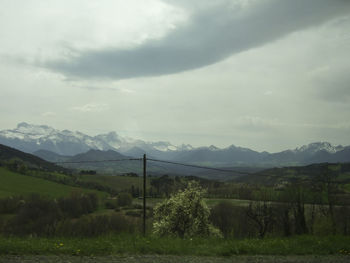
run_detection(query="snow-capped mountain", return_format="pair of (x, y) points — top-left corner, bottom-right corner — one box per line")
(294, 142), (344, 154)
(0, 122), (113, 155)
(0, 123), (349, 166)
(0, 123), (184, 156)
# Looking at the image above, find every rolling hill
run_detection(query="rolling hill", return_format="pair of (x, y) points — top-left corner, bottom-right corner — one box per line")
(234, 162), (350, 186)
(0, 167), (106, 199)
(0, 143), (69, 173)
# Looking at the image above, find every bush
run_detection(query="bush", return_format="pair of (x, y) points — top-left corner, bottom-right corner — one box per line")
(153, 181), (222, 238)
(0, 196), (25, 214)
(125, 210), (142, 217)
(210, 201), (236, 237)
(58, 192), (98, 218)
(5, 194), (62, 236)
(55, 213), (139, 237)
(105, 199), (118, 209)
(117, 193), (133, 207)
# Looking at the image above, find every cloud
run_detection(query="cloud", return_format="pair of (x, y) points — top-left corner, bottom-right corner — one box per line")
(41, 111), (56, 117)
(72, 103), (109, 113)
(234, 115), (350, 133)
(308, 62), (350, 104)
(43, 0), (350, 80)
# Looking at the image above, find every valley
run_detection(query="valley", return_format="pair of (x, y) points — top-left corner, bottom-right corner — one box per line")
(0, 126), (350, 258)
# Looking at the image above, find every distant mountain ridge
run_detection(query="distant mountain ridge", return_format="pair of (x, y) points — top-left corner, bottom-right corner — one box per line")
(0, 122), (349, 167)
(0, 122), (179, 156)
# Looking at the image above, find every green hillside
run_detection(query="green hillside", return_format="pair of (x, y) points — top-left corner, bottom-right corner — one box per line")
(234, 162), (350, 185)
(0, 167), (107, 199)
(0, 143), (69, 173)
(76, 174), (151, 195)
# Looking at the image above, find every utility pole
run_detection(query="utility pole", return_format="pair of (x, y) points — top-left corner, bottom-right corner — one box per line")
(143, 154), (147, 236)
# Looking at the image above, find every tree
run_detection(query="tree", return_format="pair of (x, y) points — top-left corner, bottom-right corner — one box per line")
(210, 201), (236, 237)
(153, 181), (221, 238)
(319, 164), (340, 234)
(245, 189), (275, 238)
(283, 184), (309, 235)
(246, 200), (275, 238)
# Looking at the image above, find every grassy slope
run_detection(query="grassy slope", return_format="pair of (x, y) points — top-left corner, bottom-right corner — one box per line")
(0, 143), (69, 173)
(78, 174), (151, 193)
(236, 163), (350, 185)
(0, 167), (107, 199)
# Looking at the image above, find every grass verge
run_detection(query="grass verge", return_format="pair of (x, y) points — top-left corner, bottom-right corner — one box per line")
(0, 235), (350, 257)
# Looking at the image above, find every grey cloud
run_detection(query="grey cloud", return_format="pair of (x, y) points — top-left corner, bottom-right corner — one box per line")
(44, 0), (350, 80)
(309, 62), (350, 104)
(316, 70), (350, 103)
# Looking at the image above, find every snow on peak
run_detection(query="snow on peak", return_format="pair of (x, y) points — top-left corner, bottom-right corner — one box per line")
(208, 145), (219, 151)
(295, 142), (344, 154)
(177, 144), (194, 151)
(150, 141), (177, 152)
(16, 122), (55, 136)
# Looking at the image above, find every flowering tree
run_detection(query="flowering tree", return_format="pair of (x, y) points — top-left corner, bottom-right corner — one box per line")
(153, 181), (221, 238)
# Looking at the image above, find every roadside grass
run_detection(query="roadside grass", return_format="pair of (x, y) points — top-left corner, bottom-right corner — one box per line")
(0, 167), (107, 199)
(0, 235), (349, 257)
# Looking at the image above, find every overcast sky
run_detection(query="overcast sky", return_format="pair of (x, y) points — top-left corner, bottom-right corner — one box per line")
(1, 0), (350, 152)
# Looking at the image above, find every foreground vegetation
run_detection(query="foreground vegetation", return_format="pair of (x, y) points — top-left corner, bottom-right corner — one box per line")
(0, 235), (349, 256)
(1, 150), (350, 258)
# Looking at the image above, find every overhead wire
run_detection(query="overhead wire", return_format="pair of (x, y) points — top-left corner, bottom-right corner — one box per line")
(55, 158), (142, 164)
(52, 156), (331, 183)
(147, 158), (253, 175)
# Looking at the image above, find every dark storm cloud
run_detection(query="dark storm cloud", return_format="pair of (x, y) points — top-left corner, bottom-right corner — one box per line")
(44, 0), (350, 80)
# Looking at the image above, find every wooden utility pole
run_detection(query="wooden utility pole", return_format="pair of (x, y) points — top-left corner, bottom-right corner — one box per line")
(143, 154), (147, 236)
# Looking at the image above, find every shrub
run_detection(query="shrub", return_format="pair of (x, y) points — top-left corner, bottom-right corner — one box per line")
(5, 194), (62, 236)
(0, 196), (24, 214)
(153, 181), (222, 238)
(105, 199), (118, 209)
(58, 192), (98, 218)
(55, 213), (139, 237)
(125, 210), (142, 217)
(210, 201), (236, 238)
(117, 193), (133, 207)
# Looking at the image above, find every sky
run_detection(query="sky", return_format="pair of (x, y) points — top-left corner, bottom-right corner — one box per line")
(1, 0), (350, 152)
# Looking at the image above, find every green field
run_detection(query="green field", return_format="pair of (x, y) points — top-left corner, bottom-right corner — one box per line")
(78, 174), (149, 193)
(0, 167), (107, 199)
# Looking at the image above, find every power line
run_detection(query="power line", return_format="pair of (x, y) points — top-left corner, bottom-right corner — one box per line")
(55, 158), (142, 164)
(53, 156), (337, 183)
(147, 158), (253, 175)
(147, 158), (319, 182)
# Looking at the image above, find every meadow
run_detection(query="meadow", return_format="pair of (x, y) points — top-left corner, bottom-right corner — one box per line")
(0, 167), (106, 199)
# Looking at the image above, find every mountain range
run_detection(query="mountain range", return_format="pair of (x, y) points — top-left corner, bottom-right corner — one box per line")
(0, 122), (349, 167)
